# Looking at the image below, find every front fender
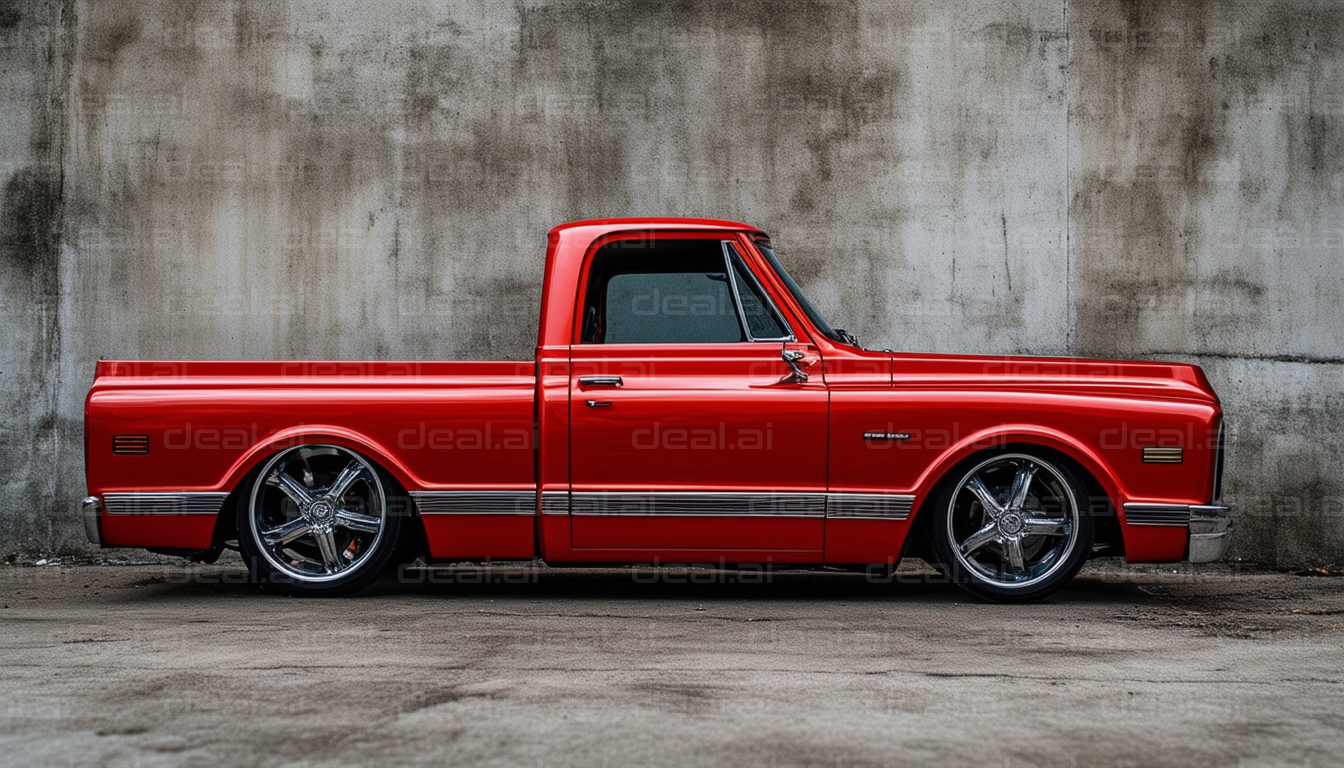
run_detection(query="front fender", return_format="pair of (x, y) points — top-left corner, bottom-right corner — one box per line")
(907, 423), (1127, 519)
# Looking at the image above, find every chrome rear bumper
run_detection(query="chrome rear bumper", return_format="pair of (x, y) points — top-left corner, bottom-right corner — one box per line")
(1187, 502), (1233, 563)
(81, 496), (102, 546)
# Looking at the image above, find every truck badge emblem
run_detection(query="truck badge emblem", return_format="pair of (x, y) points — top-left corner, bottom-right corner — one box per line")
(863, 431), (911, 441)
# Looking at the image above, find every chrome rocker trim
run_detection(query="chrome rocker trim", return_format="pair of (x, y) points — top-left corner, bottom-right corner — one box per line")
(826, 493), (915, 520)
(410, 490), (536, 516)
(572, 491), (827, 518)
(409, 490), (916, 518)
(567, 491), (914, 519)
(102, 491), (230, 516)
(540, 490), (569, 516)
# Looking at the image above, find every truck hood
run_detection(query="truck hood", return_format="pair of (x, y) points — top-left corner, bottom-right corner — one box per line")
(890, 352), (1219, 405)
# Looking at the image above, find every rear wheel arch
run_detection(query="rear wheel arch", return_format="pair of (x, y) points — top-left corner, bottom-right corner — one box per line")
(231, 442), (426, 595)
(213, 433), (430, 557)
(219, 427), (424, 498)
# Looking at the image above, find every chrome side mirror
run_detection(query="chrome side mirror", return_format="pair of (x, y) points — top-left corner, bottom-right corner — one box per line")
(781, 349), (809, 384)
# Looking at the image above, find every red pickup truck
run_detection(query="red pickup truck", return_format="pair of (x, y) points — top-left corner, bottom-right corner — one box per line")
(82, 218), (1231, 601)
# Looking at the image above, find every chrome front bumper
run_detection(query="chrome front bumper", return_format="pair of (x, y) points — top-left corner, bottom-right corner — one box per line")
(1187, 502), (1233, 563)
(1122, 500), (1233, 563)
(82, 496), (102, 546)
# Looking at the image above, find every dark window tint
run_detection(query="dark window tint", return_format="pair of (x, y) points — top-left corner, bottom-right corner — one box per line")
(604, 272), (741, 343)
(582, 240), (745, 344)
(728, 247), (790, 340)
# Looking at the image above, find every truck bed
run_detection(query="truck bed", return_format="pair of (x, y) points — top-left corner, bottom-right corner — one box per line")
(86, 360), (537, 551)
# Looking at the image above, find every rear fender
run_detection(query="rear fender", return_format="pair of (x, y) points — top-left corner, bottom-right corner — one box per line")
(220, 425), (425, 497)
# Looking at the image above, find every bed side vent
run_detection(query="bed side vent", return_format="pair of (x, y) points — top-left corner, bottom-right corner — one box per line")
(112, 434), (150, 455)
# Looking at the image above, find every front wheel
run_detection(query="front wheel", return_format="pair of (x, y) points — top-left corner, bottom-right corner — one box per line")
(929, 451), (1093, 602)
(238, 444), (403, 596)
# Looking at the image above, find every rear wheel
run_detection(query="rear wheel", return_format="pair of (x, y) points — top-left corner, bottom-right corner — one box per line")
(929, 451), (1093, 602)
(238, 444), (402, 596)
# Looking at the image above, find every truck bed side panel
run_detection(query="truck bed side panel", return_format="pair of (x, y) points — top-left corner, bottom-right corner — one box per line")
(86, 367), (536, 557)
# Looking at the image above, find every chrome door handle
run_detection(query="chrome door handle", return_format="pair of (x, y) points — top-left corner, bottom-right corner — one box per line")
(578, 375), (623, 387)
(585, 400), (612, 408)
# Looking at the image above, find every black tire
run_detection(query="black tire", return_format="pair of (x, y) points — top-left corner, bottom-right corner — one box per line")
(237, 444), (404, 596)
(928, 450), (1093, 603)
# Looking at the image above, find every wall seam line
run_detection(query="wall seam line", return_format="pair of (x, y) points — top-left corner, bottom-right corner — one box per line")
(1064, 0), (1073, 354)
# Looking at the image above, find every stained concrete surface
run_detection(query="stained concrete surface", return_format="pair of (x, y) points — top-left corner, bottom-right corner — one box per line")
(1, 1), (1342, 566)
(0, 561), (1341, 768)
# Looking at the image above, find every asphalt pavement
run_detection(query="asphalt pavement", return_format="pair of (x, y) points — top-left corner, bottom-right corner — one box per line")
(1, 559), (1341, 768)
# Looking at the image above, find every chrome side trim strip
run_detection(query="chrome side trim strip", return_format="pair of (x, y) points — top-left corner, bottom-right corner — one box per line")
(540, 491), (569, 516)
(564, 491), (915, 518)
(826, 493), (915, 520)
(410, 490), (535, 516)
(1123, 503), (1192, 527)
(571, 491), (826, 518)
(102, 492), (229, 516)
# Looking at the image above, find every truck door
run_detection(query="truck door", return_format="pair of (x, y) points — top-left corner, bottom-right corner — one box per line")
(568, 234), (828, 557)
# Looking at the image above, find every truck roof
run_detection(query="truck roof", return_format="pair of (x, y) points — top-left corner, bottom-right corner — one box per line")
(540, 218), (767, 348)
(548, 218), (765, 238)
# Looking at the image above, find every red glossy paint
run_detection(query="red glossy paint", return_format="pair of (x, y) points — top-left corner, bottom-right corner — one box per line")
(569, 342), (827, 551)
(84, 218), (1225, 570)
(420, 515), (535, 561)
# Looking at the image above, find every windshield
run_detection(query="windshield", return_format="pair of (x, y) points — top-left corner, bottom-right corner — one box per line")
(753, 241), (844, 344)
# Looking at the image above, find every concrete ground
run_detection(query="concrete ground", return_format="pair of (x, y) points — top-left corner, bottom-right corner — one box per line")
(1, 560), (1341, 768)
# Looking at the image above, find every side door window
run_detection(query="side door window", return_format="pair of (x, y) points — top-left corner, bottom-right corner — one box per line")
(580, 240), (792, 345)
(603, 270), (741, 343)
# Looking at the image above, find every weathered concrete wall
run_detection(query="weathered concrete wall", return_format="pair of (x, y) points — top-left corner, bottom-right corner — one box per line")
(1070, 1), (1344, 566)
(1, 0), (1340, 566)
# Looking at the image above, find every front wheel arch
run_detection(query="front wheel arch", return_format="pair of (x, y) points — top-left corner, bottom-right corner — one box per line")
(909, 429), (1127, 520)
(918, 443), (1101, 602)
(906, 442), (1111, 559)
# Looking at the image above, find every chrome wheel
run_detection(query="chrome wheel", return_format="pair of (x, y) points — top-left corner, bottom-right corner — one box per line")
(247, 444), (388, 584)
(944, 453), (1081, 591)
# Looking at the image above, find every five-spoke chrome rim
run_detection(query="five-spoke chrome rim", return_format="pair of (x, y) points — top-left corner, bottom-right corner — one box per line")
(945, 453), (1079, 590)
(249, 444), (387, 583)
